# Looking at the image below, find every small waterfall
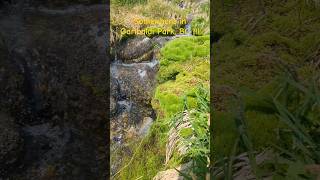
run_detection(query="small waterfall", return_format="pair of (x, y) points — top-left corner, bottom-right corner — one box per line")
(185, 23), (192, 35)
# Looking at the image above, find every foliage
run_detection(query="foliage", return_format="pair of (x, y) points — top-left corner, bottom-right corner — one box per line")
(117, 119), (168, 180)
(160, 35), (209, 63)
(214, 73), (320, 179)
(110, 0), (189, 43)
(176, 86), (210, 177)
(153, 58), (209, 118)
(213, 1), (320, 179)
(191, 17), (209, 36)
(111, 1), (210, 179)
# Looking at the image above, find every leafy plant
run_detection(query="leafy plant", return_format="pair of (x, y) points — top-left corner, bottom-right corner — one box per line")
(167, 86), (210, 178)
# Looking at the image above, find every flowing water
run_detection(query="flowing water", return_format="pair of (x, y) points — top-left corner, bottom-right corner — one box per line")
(110, 15), (194, 176)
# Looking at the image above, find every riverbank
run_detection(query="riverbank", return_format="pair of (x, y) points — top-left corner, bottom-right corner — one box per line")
(110, 0), (210, 179)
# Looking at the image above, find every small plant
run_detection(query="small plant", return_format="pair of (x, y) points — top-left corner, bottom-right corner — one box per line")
(167, 86), (210, 178)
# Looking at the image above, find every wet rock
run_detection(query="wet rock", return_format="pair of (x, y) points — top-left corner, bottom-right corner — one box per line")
(138, 117), (153, 136)
(117, 37), (154, 63)
(0, 113), (23, 176)
(110, 77), (120, 99)
(111, 61), (159, 106)
(110, 97), (117, 115)
(152, 36), (174, 48)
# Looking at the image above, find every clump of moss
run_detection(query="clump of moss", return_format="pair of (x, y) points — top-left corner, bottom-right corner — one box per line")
(153, 58), (209, 118)
(160, 35), (209, 63)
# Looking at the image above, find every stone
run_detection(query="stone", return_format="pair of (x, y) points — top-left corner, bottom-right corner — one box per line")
(117, 37), (154, 63)
(153, 162), (192, 180)
(138, 117), (153, 136)
(111, 61), (159, 106)
(110, 97), (117, 115)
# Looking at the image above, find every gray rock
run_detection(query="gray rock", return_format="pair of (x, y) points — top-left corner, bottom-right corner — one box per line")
(111, 60), (159, 106)
(110, 77), (120, 99)
(138, 117), (153, 136)
(117, 37), (154, 63)
(152, 36), (174, 48)
(110, 97), (117, 115)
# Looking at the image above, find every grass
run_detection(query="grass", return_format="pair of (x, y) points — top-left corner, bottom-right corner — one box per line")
(213, 72), (320, 179)
(111, 1), (210, 178)
(116, 34), (210, 180)
(110, 0), (188, 43)
(116, 120), (168, 180)
(212, 0), (320, 178)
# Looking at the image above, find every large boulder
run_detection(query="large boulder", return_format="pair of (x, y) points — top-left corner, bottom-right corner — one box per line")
(117, 37), (154, 63)
(111, 61), (159, 106)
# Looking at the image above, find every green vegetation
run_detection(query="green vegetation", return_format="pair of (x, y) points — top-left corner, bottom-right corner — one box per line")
(117, 119), (168, 179)
(169, 86), (210, 177)
(111, 0), (210, 179)
(111, 0), (188, 44)
(213, 0), (320, 178)
(116, 35), (210, 179)
(191, 17), (209, 36)
(160, 35), (209, 63)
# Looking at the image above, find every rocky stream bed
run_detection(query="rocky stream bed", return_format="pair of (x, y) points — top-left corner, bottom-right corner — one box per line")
(0, 2), (108, 179)
(110, 30), (193, 178)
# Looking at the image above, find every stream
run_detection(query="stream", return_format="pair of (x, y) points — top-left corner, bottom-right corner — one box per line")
(110, 16), (193, 176)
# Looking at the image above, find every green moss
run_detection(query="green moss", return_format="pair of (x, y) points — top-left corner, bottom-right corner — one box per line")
(213, 109), (285, 159)
(160, 35), (209, 63)
(120, 34), (210, 179)
(154, 58), (209, 118)
(245, 111), (283, 149)
(213, 111), (237, 158)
